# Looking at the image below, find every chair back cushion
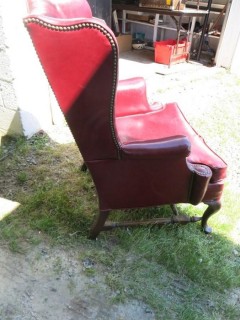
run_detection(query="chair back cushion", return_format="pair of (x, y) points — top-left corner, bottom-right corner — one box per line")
(27, 0), (92, 18)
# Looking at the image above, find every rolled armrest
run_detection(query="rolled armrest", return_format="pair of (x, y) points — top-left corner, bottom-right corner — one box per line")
(115, 77), (153, 117)
(188, 163), (212, 205)
(121, 135), (191, 159)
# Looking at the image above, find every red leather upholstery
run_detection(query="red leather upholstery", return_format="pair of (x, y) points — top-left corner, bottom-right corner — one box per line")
(24, 0), (227, 238)
(116, 100), (226, 183)
(115, 77), (153, 117)
(27, 0), (92, 18)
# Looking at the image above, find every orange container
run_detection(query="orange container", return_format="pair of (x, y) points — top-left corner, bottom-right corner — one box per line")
(154, 39), (190, 65)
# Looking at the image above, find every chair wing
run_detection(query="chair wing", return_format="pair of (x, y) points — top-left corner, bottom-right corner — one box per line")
(25, 3), (120, 161)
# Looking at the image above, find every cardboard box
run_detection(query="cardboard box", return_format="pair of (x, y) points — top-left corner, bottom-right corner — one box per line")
(116, 34), (132, 53)
(127, 13), (150, 22)
(139, 0), (185, 10)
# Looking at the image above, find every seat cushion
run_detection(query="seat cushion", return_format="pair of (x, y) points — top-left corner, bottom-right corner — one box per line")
(116, 102), (227, 183)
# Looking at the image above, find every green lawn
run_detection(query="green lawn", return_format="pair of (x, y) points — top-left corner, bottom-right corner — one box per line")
(0, 68), (240, 319)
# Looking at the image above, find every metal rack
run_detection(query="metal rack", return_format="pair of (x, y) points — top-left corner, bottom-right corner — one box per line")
(112, 2), (212, 59)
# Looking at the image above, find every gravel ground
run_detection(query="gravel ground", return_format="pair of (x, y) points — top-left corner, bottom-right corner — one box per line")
(1, 51), (240, 319)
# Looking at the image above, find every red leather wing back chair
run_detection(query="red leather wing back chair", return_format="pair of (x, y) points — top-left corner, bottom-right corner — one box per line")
(24, 0), (227, 239)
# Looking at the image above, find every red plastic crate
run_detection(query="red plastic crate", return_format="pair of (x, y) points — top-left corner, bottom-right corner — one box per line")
(154, 39), (190, 66)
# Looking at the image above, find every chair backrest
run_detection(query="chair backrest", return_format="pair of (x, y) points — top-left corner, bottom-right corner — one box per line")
(24, 0), (120, 161)
(27, 0), (92, 19)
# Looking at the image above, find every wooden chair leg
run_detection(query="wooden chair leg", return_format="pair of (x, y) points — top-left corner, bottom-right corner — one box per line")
(81, 162), (88, 172)
(170, 204), (179, 215)
(88, 210), (110, 240)
(88, 201), (221, 239)
(202, 200), (221, 234)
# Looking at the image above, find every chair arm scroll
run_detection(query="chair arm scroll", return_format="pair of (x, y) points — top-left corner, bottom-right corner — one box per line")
(188, 163), (212, 205)
(121, 135), (191, 159)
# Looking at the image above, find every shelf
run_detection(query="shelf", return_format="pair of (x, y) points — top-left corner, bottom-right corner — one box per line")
(113, 4), (208, 17)
(114, 4), (213, 60)
(124, 19), (154, 27)
(113, 1), (225, 61)
(124, 19), (188, 33)
(186, 1), (225, 12)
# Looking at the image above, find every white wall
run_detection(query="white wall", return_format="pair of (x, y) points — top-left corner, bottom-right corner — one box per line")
(0, 3), (22, 139)
(215, 0), (240, 72)
(0, 0), (54, 137)
(230, 31), (240, 76)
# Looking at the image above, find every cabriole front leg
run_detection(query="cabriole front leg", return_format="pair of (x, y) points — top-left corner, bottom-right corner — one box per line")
(80, 162), (88, 172)
(202, 200), (221, 234)
(88, 210), (110, 240)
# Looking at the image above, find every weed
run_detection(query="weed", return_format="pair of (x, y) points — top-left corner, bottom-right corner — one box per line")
(68, 278), (77, 294)
(53, 256), (63, 275)
(83, 267), (96, 277)
(16, 172), (28, 185)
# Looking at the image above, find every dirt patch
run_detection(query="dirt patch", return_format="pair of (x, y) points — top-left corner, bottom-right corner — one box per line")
(0, 244), (155, 320)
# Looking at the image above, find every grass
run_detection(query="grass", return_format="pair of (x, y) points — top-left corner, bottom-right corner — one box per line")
(0, 70), (240, 319)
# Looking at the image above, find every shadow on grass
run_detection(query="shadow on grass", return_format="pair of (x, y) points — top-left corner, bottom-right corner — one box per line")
(0, 133), (239, 319)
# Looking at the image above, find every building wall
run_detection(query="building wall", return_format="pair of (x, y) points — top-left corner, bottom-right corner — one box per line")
(215, 0), (240, 72)
(0, 0), (54, 143)
(230, 32), (240, 76)
(0, 7), (23, 141)
(88, 0), (112, 27)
